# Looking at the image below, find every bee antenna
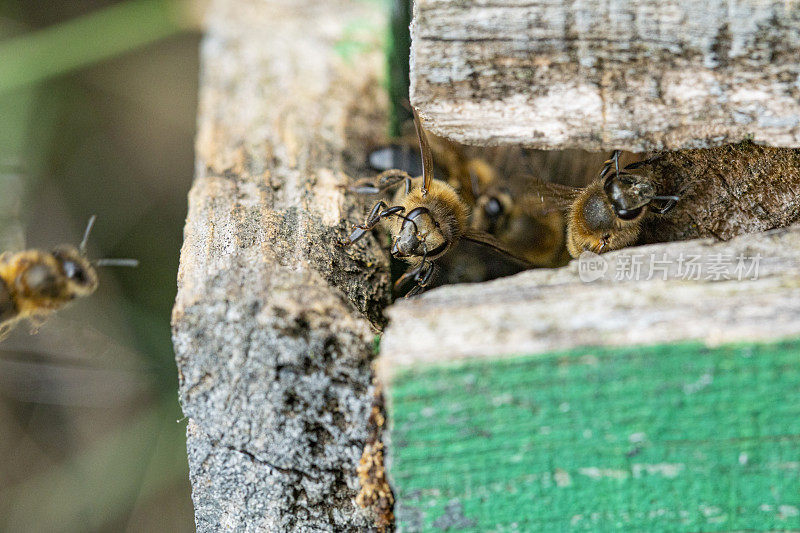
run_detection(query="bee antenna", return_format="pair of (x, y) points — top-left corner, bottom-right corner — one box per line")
(96, 258), (139, 268)
(79, 215), (97, 255)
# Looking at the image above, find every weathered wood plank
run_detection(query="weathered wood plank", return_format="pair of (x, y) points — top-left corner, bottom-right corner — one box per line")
(386, 339), (800, 530)
(636, 143), (800, 244)
(411, 0), (800, 151)
(381, 223), (800, 530)
(380, 223), (800, 378)
(171, 0), (392, 530)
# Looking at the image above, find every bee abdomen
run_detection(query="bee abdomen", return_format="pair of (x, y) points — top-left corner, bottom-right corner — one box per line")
(0, 276), (17, 323)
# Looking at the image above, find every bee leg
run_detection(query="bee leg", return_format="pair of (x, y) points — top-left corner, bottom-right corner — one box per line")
(396, 238), (433, 296)
(363, 200), (390, 224)
(394, 262), (424, 290)
(378, 206), (406, 220)
(349, 200), (388, 242)
(0, 322), (12, 341)
(400, 261), (435, 298)
(416, 261), (435, 287)
(348, 226), (370, 243)
(600, 150), (622, 179)
(610, 150), (621, 176)
(27, 315), (47, 336)
(404, 283), (425, 298)
(625, 153), (663, 170)
(376, 169), (413, 189)
(348, 180), (383, 194)
(394, 248), (430, 290)
(348, 202), (406, 244)
(348, 170), (414, 195)
(650, 195), (680, 214)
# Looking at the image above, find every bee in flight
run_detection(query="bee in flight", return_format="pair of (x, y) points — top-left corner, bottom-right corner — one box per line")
(529, 151), (680, 257)
(347, 109), (531, 296)
(0, 216), (138, 341)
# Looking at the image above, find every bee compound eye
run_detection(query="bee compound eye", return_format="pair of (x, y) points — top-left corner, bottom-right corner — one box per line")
(62, 260), (87, 283)
(485, 197), (503, 218)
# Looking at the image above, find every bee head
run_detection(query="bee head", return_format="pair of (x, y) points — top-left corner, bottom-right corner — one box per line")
(474, 190), (512, 234)
(603, 173), (654, 221)
(52, 245), (99, 298)
(391, 207), (449, 260)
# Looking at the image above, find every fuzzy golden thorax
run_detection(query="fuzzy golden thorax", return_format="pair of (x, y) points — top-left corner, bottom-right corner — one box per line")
(567, 181), (644, 257)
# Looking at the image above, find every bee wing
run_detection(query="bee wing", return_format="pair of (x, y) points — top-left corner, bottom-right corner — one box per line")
(623, 153), (662, 171)
(0, 229), (25, 254)
(461, 228), (534, 269)
(519, 179), (580, 214)
(412, 107), (435, 194)
(0, 316), (149, 406)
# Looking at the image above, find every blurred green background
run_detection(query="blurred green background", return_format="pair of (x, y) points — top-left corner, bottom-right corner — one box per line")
(0, 1), (200, 530)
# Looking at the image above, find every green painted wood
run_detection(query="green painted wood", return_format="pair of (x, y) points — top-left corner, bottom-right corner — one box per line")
(387, 339), (800, 531)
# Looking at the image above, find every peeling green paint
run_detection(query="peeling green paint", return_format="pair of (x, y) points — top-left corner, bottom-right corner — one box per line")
(387, 339), (800, 531)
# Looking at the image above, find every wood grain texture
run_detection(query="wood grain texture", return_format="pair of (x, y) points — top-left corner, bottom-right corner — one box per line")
(171, 0), (392, 530)
(410, 0), (800, 151)
(386, 340), (800, 531)
(637, 143), (800, 244)
(379, 223), (800, 380)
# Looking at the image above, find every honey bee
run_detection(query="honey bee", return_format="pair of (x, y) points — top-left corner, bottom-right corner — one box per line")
(349, 109), (531, 296)
(0, 216), (138, 341)
(463, 156), (568, 267)
(369, 133), (568, 268)
(532, 151), (680, 257)
(471, 188), (568, 267)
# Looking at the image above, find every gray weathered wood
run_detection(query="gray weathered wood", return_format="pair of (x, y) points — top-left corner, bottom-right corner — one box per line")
(380, 224), (800, 379)
(636, 143), (800, 244)
(171, 0), (392, 530)
(411, 0), (800, 151)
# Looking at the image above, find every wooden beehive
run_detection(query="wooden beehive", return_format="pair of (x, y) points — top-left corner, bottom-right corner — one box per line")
(172, 0), (800, 530)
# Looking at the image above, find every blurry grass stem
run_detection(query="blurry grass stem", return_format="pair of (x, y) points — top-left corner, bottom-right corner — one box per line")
(0, 0), (201, 93)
